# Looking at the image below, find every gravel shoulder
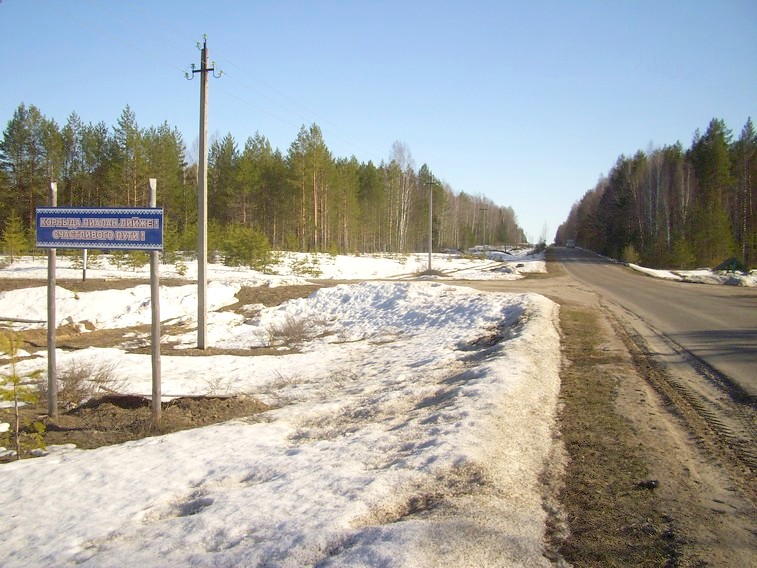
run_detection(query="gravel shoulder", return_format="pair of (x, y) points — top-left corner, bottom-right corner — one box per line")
(458, 252), (756, 566)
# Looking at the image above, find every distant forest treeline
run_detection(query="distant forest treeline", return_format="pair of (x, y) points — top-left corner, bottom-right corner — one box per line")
(556, 118), (756, 270)
(0, 103), (525, 257)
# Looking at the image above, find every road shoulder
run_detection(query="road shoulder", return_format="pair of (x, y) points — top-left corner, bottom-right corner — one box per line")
(543, 257), (756, 566)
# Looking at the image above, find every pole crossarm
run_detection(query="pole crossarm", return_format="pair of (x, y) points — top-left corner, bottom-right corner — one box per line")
(185, 36), (223, 80)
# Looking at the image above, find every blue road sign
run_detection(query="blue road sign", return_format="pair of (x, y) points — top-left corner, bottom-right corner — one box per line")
(36, 207), (163, 250)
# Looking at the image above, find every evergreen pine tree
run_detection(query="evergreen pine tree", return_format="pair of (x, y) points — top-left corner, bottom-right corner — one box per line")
(671, 236), (697, 269)
(731, 118), (757, 268)
(689, 119), (736, 266)
(2, 211), (27, 262)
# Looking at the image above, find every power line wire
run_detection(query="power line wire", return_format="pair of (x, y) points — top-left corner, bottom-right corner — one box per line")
(218, 70), (384, 160)
(213, 56), (387, 159)
(115, 0), (388, 162)
(45, 2), (187, 76)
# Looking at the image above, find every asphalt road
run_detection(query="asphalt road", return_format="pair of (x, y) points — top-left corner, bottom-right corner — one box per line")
(555, 247), (757, 399)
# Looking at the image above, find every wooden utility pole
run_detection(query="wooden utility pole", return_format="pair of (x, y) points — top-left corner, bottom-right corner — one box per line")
(188, 36), (220, 349)
(148, 179), (162, 423)
(480, 207), (489, 248)
(47, 182), (58, 418)
(426, 178), (434, 272)
(196, 39), (209, 349)
(429, 182), (433, 271)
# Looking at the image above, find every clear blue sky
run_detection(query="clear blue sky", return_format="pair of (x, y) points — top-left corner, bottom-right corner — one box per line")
(2, 0), (755, 242)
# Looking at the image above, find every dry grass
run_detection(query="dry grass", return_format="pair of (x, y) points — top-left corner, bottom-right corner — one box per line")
(555, 305), (681, 566)
(37, 359), (127, 410)
(268, 315), (309, 346)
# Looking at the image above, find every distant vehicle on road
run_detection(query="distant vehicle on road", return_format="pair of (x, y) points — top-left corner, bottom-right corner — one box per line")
(566, 239), (576, 248)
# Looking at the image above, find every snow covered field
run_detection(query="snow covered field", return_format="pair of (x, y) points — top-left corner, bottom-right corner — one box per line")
(1, 250), (563, 567)
(0, 248), (546, 286)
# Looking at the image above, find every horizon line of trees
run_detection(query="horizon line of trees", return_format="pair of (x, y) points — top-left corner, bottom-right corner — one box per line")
(556, 117), (756, 270)
(0, 102), (525, 261)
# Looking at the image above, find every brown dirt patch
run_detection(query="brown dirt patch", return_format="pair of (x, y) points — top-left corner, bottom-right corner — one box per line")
(1, 281), (328, 463)
(3, 282), (329, 357)
(0, 277), (189, 293)
(1, 394), (270, 461)
(225, 283), (324, 308)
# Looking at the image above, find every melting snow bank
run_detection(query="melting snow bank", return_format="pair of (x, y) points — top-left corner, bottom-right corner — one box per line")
(0, 283), (561, 567)
(628, 263), (757, 287)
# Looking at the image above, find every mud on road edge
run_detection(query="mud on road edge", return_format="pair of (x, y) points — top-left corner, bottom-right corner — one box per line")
(550, 303), (683, 566)
(608, 308), (757, 499)
(551, 297), (756, 567)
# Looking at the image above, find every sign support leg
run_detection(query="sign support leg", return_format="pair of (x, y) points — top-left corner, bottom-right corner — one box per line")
(148, 179), (162, 424)
(47, 182), (58, 418)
